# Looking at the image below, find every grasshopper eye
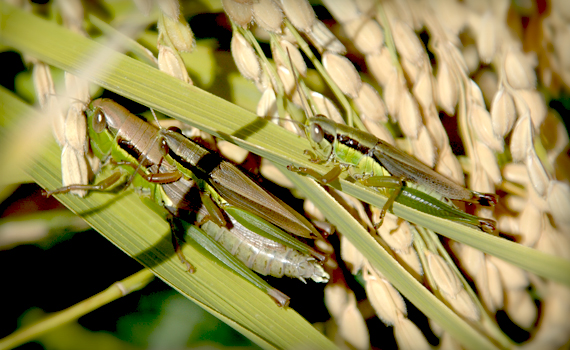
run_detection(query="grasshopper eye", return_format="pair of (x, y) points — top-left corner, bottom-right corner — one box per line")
(92, 108), (107, 133)
(160, 138), (170, 156)
(311, 124), (324, 143)
(167, 126), (182, 134)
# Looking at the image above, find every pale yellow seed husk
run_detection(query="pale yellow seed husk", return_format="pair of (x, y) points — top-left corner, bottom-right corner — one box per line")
(505, 50), (536, 89)
(158, 45), (192, 84)
(259, 158), (294, 188)
(338, 298), (370, 350)
(57, 0), (84, 31)
(277, 66), (295, 95)
(485, 259), (505, 311)
(475, 69), (499, 105)
(384, 73), (403, 118)
(321, 0), (360, 23)
(468, 79), (486, 107)
(435, 145), (465, 185)
(429, 319), (444, 337)
(162, 15), (195, 52)
(280, 0), (315, 32)
(398, 90), (422, 138)
(497, 214), (520, 237)
(412, 68), (434, 110)
(324, 283), (349, 320)
(394, 315), (431, 350)
(256, 88), (278, 118)
(303, 199), (325, 221)
(377, 213), (412, 251)
(516, 89), (547, 130)
(505, 289), (537, 329)
(222, 0), (253, 27)
(502, 162), (528, 185)
(306, 20), (346, 54)
(362, 116), (395, 145)
(49, 97), (66, 147)
(322, 52), (362, 98)
(426, 252), (462, 297)
(476, 11), (496, 64)
(429, 0), (469, 36)
(217, 140), (249, 164)
(310, 92), (344, 124)
(474, 141), (502, 184)
(462, 44), (480, 74)
(33, 62), (55, 108)
(438, 332), (462, 350)
(400, 57), (421, 84)
(344, 18), (385, 55)
(0, 220), (50, 250)
(470, 167), (495, 196)
(61, 145), (88, 197)
(411, 126), (435, 167)
(509, 113), (533, 162)
(355, 0), (375, 15)
(526, 147), (550, 197)
(64, 105), (87, 152)
(436, 60), (458, 115)
(488, 255), (529, 290)
(353, 82), (387, 122)
(490, 87), (516, 137)
(546, 180), (570, 230)
(230, 32), (261, 82)
(470, 104), (504, 152)
(273, 40), (306, 77)
(472, 266), (497, 313)
(395, 248), (423, 280)
(253, 0), (283, 33)
(451, 243), (484, 277)
(535, 221), (570, 258)
(424, 110), (448, 151)
(366, 277), (406, 325)
(132, 0), (151, 16)
(553, 0), (570, 21)
(504, 193), (527, 213)
(158, 0), (180, 20)
(254, 70), (274, 92)
(340, 235), (365, 274)
(447, 42), (469, 74)
(392, 19), (423, 64)
(65, 72), (89, 103)
(447, 289), (480, 321)
(366, 47), (396, 88)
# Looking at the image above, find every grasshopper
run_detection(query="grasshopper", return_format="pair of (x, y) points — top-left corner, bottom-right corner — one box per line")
(282, 51), (497, 233)
(45, 98), (327, 304)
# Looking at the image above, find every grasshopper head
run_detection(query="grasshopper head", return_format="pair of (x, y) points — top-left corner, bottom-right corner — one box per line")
(84, 99), (125, 160)
(307, 115), (336, 161)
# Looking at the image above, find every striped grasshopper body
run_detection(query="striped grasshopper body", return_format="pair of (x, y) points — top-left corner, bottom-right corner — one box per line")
(46, 99), (328, 305)
(199, 207), (328, 283)
(289, 116), (497, 233)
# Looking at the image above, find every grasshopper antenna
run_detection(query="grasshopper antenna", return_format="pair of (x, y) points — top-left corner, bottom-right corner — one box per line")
(286, 48), (314, 120)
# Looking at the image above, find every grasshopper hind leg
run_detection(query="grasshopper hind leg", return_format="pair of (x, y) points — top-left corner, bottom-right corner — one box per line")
(167, 215), (195, 273)
(359, 176), (406, 229)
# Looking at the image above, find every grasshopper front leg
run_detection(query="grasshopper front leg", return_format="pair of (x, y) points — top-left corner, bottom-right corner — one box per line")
(287, 164), (344, 184)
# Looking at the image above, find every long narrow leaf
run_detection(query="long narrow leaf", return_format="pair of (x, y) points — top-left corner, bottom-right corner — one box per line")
(0, 87), (336, 350)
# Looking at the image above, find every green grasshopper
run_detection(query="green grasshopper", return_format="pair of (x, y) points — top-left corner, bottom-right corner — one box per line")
(282, 52), (497, 233)
(45, 98), (327, 303)
(287, 115), (497, 233)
